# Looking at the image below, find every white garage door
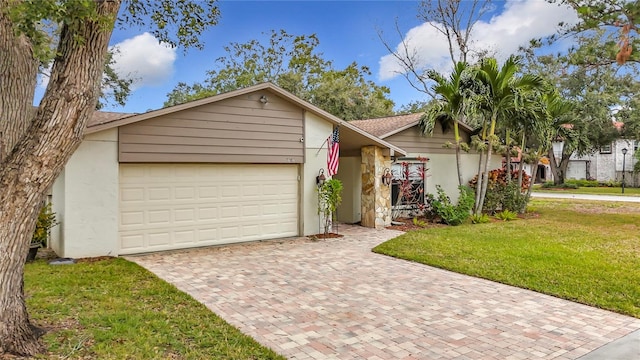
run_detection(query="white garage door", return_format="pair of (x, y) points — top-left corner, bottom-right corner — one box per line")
(119, 163), (299, 255)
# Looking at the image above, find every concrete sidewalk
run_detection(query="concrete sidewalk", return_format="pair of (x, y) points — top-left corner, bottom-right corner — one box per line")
(129, 225), (640, 359)
(531, 192), (640, 202)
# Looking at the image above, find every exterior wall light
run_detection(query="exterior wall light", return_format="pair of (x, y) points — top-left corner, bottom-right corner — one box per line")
(382, 168), (393, 186)
(316, 168), (326, 188)
(259, 95), (268, 104)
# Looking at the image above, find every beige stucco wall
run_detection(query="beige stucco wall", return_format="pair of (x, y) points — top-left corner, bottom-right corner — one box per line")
(50, 129), (119, 258)
(302, 112), (333, 235)
(335, 156), (362, 224)
(408, 152), (502, 202)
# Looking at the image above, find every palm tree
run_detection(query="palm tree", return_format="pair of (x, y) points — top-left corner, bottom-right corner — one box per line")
(524, 90), (573, 197)
(472, 56), (545, 215)
(419, 62), (471, 186)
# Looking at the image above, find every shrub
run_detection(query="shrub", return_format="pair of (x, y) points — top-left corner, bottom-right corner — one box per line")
(412, 217), (428, 227)
(32, 203), (58, 247)
(566, 179), (598, 187)
(426, 185), (474, 226)
(541, 181), (555, 188)
(471, 214), (490, 224)
(469, 168), (531, 214)
(469, 168), (531, 192)
(495, 209), (518, 221)
(600, 180), (622, 187)
(502, 181), (529, 214)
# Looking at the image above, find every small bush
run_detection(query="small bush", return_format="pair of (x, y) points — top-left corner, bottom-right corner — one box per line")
(600, 180), (622, 187)
(426, 185), (474, 226)
(495, 210), (518, 221)
(542, 182), (578, 189)
(566, 179), (598, 187)
(502, 182), (530, 214)
(471, 214), (490, 224)
(469, 168), (531, 214)
(412, 217), (428, 227)
(32, 203), (58, 247)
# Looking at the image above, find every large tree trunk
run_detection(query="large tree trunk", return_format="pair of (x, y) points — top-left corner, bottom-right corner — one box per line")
(547, 146), (570, 185)
(0, 0), (38, 162)
(557, 155), (571, 185)
(0, 1), (121, 356)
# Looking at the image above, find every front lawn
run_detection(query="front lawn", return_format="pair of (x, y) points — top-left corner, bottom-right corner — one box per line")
(373, 199), (640, 318)
(24, 258), (284, 359)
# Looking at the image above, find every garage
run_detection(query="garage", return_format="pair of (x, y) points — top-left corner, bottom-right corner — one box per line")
(119, 163), (299, 254)
(50, 83), (405, 259)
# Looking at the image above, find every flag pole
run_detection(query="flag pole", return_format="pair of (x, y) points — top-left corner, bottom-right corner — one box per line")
(315, 136), (329, 155)
(315, 125), (340, 156)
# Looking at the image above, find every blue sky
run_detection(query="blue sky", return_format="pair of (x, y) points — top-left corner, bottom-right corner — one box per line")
(100, 0), (578, 114)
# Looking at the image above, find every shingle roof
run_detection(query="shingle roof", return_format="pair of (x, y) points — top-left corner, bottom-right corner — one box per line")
(350, 113), (423, 138)
(87, 111), (135, 128)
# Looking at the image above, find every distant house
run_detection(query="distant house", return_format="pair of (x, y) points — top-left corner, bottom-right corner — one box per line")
(558, 139), (638, 185)
(503, 149), (553, 184)
(544, 121), (638, 185)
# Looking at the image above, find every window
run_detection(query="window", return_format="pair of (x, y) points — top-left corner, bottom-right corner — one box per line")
(599, 144), (612, 154)
(391, 162), (427, 214)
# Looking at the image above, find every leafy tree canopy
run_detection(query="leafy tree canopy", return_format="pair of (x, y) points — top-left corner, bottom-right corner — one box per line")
(556, 0), (639, 65)
(164, 29), (395, 121)
(522, 30), (639, 152)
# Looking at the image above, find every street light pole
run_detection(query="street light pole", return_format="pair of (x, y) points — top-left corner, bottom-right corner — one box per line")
(622, 148), (628, 194)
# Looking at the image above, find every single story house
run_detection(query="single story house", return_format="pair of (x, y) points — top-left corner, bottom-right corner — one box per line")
(51, 83), (406, 258)
(350, 114), (501, 209)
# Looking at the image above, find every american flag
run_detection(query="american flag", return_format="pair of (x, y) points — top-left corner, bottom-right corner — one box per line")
(327, 127), (340, 176)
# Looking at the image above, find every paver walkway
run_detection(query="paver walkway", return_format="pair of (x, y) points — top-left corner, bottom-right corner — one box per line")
(129, 225), (640, 359)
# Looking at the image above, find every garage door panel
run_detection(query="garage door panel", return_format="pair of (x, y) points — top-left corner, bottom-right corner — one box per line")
(119, 163), (299, 255)
(175, 187), (196, 199)
(175, 230), (196, 244)
(120, 234), (144, 250)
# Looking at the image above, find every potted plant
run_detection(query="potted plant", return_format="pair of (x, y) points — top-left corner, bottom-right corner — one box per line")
(27, 203), (58, 261)
(317, 178), (343, 236)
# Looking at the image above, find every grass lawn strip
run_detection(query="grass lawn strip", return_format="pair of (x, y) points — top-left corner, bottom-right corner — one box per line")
(374, 199), (640, 319)
(24, 258), (285, 359)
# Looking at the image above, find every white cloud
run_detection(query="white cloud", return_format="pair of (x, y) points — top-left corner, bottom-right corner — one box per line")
(110, 32), (176, 89)
(378, 0), (579, 81)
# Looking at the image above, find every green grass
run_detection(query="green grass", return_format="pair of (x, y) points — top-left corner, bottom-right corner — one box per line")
(25, 258), (284, 359)
(534, 185), (640, 196)
(373, 199), (640, 318)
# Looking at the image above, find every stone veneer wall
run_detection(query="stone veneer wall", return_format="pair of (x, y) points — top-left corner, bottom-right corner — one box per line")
(361, 146), (391, 229)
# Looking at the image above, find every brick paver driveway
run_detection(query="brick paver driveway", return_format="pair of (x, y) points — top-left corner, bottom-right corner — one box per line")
(129, 225), (640, 359)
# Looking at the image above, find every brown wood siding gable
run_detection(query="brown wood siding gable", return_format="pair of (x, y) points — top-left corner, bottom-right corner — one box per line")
(119, 91), (304, 164)
(385, 123), (469, 155)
